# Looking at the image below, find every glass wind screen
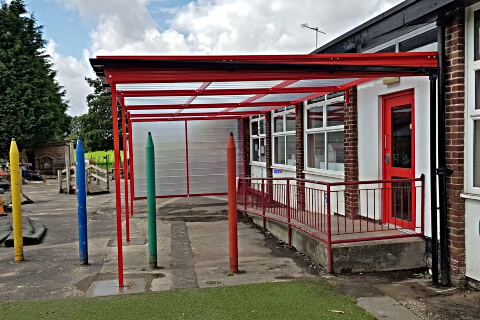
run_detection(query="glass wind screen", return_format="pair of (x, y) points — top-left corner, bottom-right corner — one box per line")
(274, 136), (285, 165)
(392, 105), (412, 169)
(307, 106), (323, 129)
(307, 133), (325, 169)
(327, 132), (344, 171)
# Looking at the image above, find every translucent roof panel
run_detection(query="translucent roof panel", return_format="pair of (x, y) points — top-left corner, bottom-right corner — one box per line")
(129, 109), (179, 115)
(228, 106), (270, 112)
(254, 92), (316, 103)
(117, 82), (203, 91)
(180, 108), (220, 114)
(125, 96), (191, 106)
(286, 78), (358, 88)
(191, 95), (252, 104)
(208, 80), (284, 90)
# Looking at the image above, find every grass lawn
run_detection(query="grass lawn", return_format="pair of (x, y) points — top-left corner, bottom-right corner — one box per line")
(0, 280), (373, 320)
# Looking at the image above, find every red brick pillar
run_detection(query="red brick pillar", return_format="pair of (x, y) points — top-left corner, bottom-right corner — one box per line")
(295, 102), (305, 211)
(242, 118), (251, 178)
(265, 112), (273, 201)
(344, 86), (359, 219)
(445, 9), (466, 284)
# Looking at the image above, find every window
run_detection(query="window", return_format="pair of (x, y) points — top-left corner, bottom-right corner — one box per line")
(467, 5), (480, 192)
(305, 94), (345, 172)
(250, 116), (266, 163)
(272, 106), (296, 166)
(363, 23), (437, 53)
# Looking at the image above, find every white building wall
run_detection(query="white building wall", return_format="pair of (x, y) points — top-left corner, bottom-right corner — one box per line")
(357, 76), (434, 237)
(465, 198), (480, 281)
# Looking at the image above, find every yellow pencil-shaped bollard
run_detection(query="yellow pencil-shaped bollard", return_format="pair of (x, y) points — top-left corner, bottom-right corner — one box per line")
(9, 138), (23, 262)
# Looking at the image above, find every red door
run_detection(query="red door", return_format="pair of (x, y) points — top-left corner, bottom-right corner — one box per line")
(382, 90), (415, 229)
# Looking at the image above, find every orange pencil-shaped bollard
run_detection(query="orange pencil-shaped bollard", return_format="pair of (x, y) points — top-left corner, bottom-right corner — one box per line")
(227, 133), (238, 273)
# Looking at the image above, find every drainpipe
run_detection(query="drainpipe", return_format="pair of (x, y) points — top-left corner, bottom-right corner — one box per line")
(437, 18), (452, 287)
(429, 73), (438, 286)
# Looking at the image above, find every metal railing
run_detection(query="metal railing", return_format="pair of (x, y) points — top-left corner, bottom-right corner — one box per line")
(237, 175), (425, 273)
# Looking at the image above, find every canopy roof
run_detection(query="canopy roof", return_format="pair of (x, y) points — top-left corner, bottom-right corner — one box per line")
(90, 52), (438, 122)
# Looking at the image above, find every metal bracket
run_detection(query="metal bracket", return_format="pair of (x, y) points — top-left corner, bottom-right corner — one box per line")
(436, 167), (453, 176)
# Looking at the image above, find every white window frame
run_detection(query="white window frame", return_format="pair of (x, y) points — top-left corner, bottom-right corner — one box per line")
(466, 4), (480, 194)
(250, 115), (266, 164)
(272, 106), (296, 167)
(304, 94), (345, 174)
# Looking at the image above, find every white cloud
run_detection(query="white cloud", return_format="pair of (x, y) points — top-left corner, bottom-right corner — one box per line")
(46, 0), (404, 115)
(45, 40), (94, 116)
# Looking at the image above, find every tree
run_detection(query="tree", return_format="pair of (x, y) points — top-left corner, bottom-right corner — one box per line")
(79, 77), (122, 152)
(0, 0), (71, 157)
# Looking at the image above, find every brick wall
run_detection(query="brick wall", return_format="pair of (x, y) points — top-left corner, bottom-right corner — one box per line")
(295, 102), (305, 211)
(243, 118), (251, 178)
(344, 86), (359, 218)
(445, 8), (466, 284)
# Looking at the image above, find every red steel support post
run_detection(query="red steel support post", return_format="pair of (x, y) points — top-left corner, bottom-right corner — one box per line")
(420, 174), (425, 237)
(227, 133), (238, 273)
(327, 184), (333, 273)
(262, 179), (266, 230)
(111, 84), (124, 287)
(287, 180), (291, 246)
(121, 104), (130, 242)
(128, 116), (134, 216)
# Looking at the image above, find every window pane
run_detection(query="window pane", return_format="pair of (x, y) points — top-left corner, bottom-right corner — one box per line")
(274, 116), (283, 133)
(251, 121), (258, 136)
(286, 113), (296, 131)
(327, 102), (345, 126)
(286, 135), (296, 166)
(307, 133), (325, 169)
(476, 71), (480, 110)
(252, 138), (259, 162)
(286, 105), (295, 111)
(274, 136), (285, 164)
(475, 10), (480, 61)
(260, 138), (266, 162)
(259, 119), (265, 135)
(474, 121), (480, 187)
(327, 132), (344, 171)
(307, 106), (323, 129)
(399, 28), (437, 52)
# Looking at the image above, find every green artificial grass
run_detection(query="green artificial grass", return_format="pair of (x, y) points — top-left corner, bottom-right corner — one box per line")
(0, 280), (373, 320)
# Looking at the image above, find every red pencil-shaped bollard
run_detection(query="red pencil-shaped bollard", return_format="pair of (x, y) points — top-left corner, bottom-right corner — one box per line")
(227, 133), (238, 273)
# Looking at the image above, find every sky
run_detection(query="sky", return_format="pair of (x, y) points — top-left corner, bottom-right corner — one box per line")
(21, 0), (404, 116)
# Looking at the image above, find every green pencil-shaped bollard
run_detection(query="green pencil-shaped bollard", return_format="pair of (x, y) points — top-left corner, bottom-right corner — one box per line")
(146, 132), (157, 268)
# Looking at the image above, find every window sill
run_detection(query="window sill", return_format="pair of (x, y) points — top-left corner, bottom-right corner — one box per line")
(303, 170), (344, 179)
(460, 193), (480, 201)
(271, 164), (296, 171)
(249, 162), (266, 167)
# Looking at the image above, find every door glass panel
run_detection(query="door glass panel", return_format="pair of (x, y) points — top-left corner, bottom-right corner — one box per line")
(391, 177), (412, 223)
(391, 105), (412, 168)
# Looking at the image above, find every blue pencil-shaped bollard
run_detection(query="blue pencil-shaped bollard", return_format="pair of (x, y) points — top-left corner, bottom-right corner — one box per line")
(76, 139), (88, 265)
